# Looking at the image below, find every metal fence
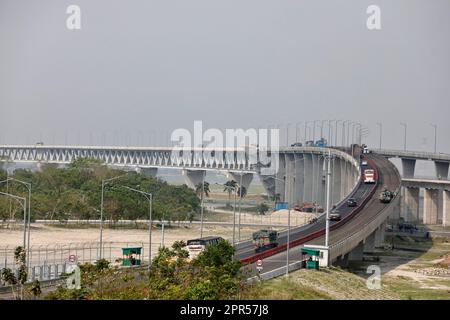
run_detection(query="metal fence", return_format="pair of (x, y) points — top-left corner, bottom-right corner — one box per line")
(0, 241), (145, 285)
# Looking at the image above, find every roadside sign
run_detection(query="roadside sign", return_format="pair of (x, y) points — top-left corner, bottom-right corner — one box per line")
(256, 259), (263, 272)
(69, 254), (77, 263)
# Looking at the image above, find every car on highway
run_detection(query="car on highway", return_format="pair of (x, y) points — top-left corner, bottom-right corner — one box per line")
(329, 212), (341, 221)
(290, 142), (303, 147)
(361, 160), (368, 166)
(347, 198), (357, 207)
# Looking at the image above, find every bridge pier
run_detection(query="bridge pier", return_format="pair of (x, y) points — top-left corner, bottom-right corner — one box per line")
(303, 153), (313, 202)
(401, 158), (416, 178)
(332, 158), (342, 205)
(317, 157), (325, 207)
(348, 241), (364, 261)
(285, 154), (295, 206)
(294, 153), (305, 204)
(443, 190), (450, 227)
(182, 169), (206, 189)
(403, 187), (420, 222)
(363, 231), (376, 253)
(374, 222), (386, 247)
(226, 172), (254, 191)
(434, 161), (449, 180)
(423, 188), (439, 225)
(275, 154), (286, 202)
(138, 167), (158, 177)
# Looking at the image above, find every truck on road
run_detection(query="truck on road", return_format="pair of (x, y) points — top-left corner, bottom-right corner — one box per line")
(252, 229), (279, 252)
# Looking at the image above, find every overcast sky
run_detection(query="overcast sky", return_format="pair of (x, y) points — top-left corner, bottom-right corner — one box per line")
(1, 0), (449, 153)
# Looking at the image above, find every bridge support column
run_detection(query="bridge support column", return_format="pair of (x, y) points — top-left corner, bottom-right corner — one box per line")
(226, 172), (254, 191)
(401, 158), (416, 178)
(348, 241), (364, 261)
(340, 160), (347, 199)
(294, 154), (305, 205)
(332, 158), (342, 205)
(317, 157), (325, 207)
(260, 175), (276, 200)
(423, 188), (439, 225)
(139, 167), (158, 178)
(443, 190), (450, 227)
(275, 154), (286, 202)
(363, 231), (376, 253)
(284, 154), (295, 206)
(374, 222), (386, 247)
(182, 169), (206, 189)
(303, 153), (313, 202)
(403, 187), (420, 222)
(434, 161), (449, 180)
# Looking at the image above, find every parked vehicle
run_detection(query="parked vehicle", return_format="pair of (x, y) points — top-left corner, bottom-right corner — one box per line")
(347, 198), (357, 207)
(363, 169), (376, 183)
(252, 230), (279, 252)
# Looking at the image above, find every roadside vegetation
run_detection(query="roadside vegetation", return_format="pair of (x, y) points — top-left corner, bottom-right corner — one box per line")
(45, 240), (247, 300)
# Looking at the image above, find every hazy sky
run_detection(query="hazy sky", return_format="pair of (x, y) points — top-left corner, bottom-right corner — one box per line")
(1, 0), (449, 152)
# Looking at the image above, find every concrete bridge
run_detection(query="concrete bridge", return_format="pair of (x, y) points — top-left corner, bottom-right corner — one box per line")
(376, 148), (450, 227)
(0, 144), (359, 208)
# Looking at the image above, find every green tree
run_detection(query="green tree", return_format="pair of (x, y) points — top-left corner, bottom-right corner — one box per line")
(223, 180), (237, 207)
(256, 203), (269, 215)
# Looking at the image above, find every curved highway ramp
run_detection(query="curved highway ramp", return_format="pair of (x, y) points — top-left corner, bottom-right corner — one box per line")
(237, 153), (401, 280)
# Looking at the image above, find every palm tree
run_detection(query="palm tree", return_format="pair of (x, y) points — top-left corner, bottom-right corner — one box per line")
(237, 186), (247, 198)
(223, 180), (237, 207)
(195, 181), (210, 198)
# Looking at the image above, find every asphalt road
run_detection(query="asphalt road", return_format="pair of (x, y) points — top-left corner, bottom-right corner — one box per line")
(236, 153), (401, 276)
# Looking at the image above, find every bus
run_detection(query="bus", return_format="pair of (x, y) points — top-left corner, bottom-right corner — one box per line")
(186, 236), (224, 259)
(363, 169), (376, 183)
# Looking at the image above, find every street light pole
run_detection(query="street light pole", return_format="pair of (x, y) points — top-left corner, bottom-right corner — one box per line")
(0, 178), (32, 269)
(237, 172), (243, 242)
(430, 124), (437, 153)
(376, 122), (382, 149)
(200, 170), (206, 238)
(325, 150), (332, 248)
(122, 186), (153, 270)
(400, 123), (407, 151)
(99, 173), (128, 259)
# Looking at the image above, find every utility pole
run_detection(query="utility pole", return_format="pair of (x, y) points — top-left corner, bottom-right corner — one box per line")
(400, 123), (407, 151)
(376, 122), (382, 149)
(200, 170), (206, 238)
(325, 150), (332, 249)
(238, 172), (243, 242)
(431, 124), (437, 153)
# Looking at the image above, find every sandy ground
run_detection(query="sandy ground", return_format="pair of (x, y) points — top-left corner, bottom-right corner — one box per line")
(209, 208), (317, 226)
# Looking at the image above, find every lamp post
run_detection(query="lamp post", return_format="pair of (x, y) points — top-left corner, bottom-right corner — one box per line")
(238, 172), (243, 242)
(376, 122), (382, 149)
(272, 157), (305, 276)
(0, 178), (31, 269)
(200, 170), (206, 238)
(295, 122), (302, 143)
(400, 123), (407, 151)
(121, 186), (153, 269)
(0, 192), (27, 248)
(99, 173), (129, 259)
(430, 124), (437, 153)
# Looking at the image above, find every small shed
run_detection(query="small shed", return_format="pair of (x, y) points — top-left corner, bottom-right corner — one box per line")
(122, 247), (142, 266)
(301, 247), (320, 270)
